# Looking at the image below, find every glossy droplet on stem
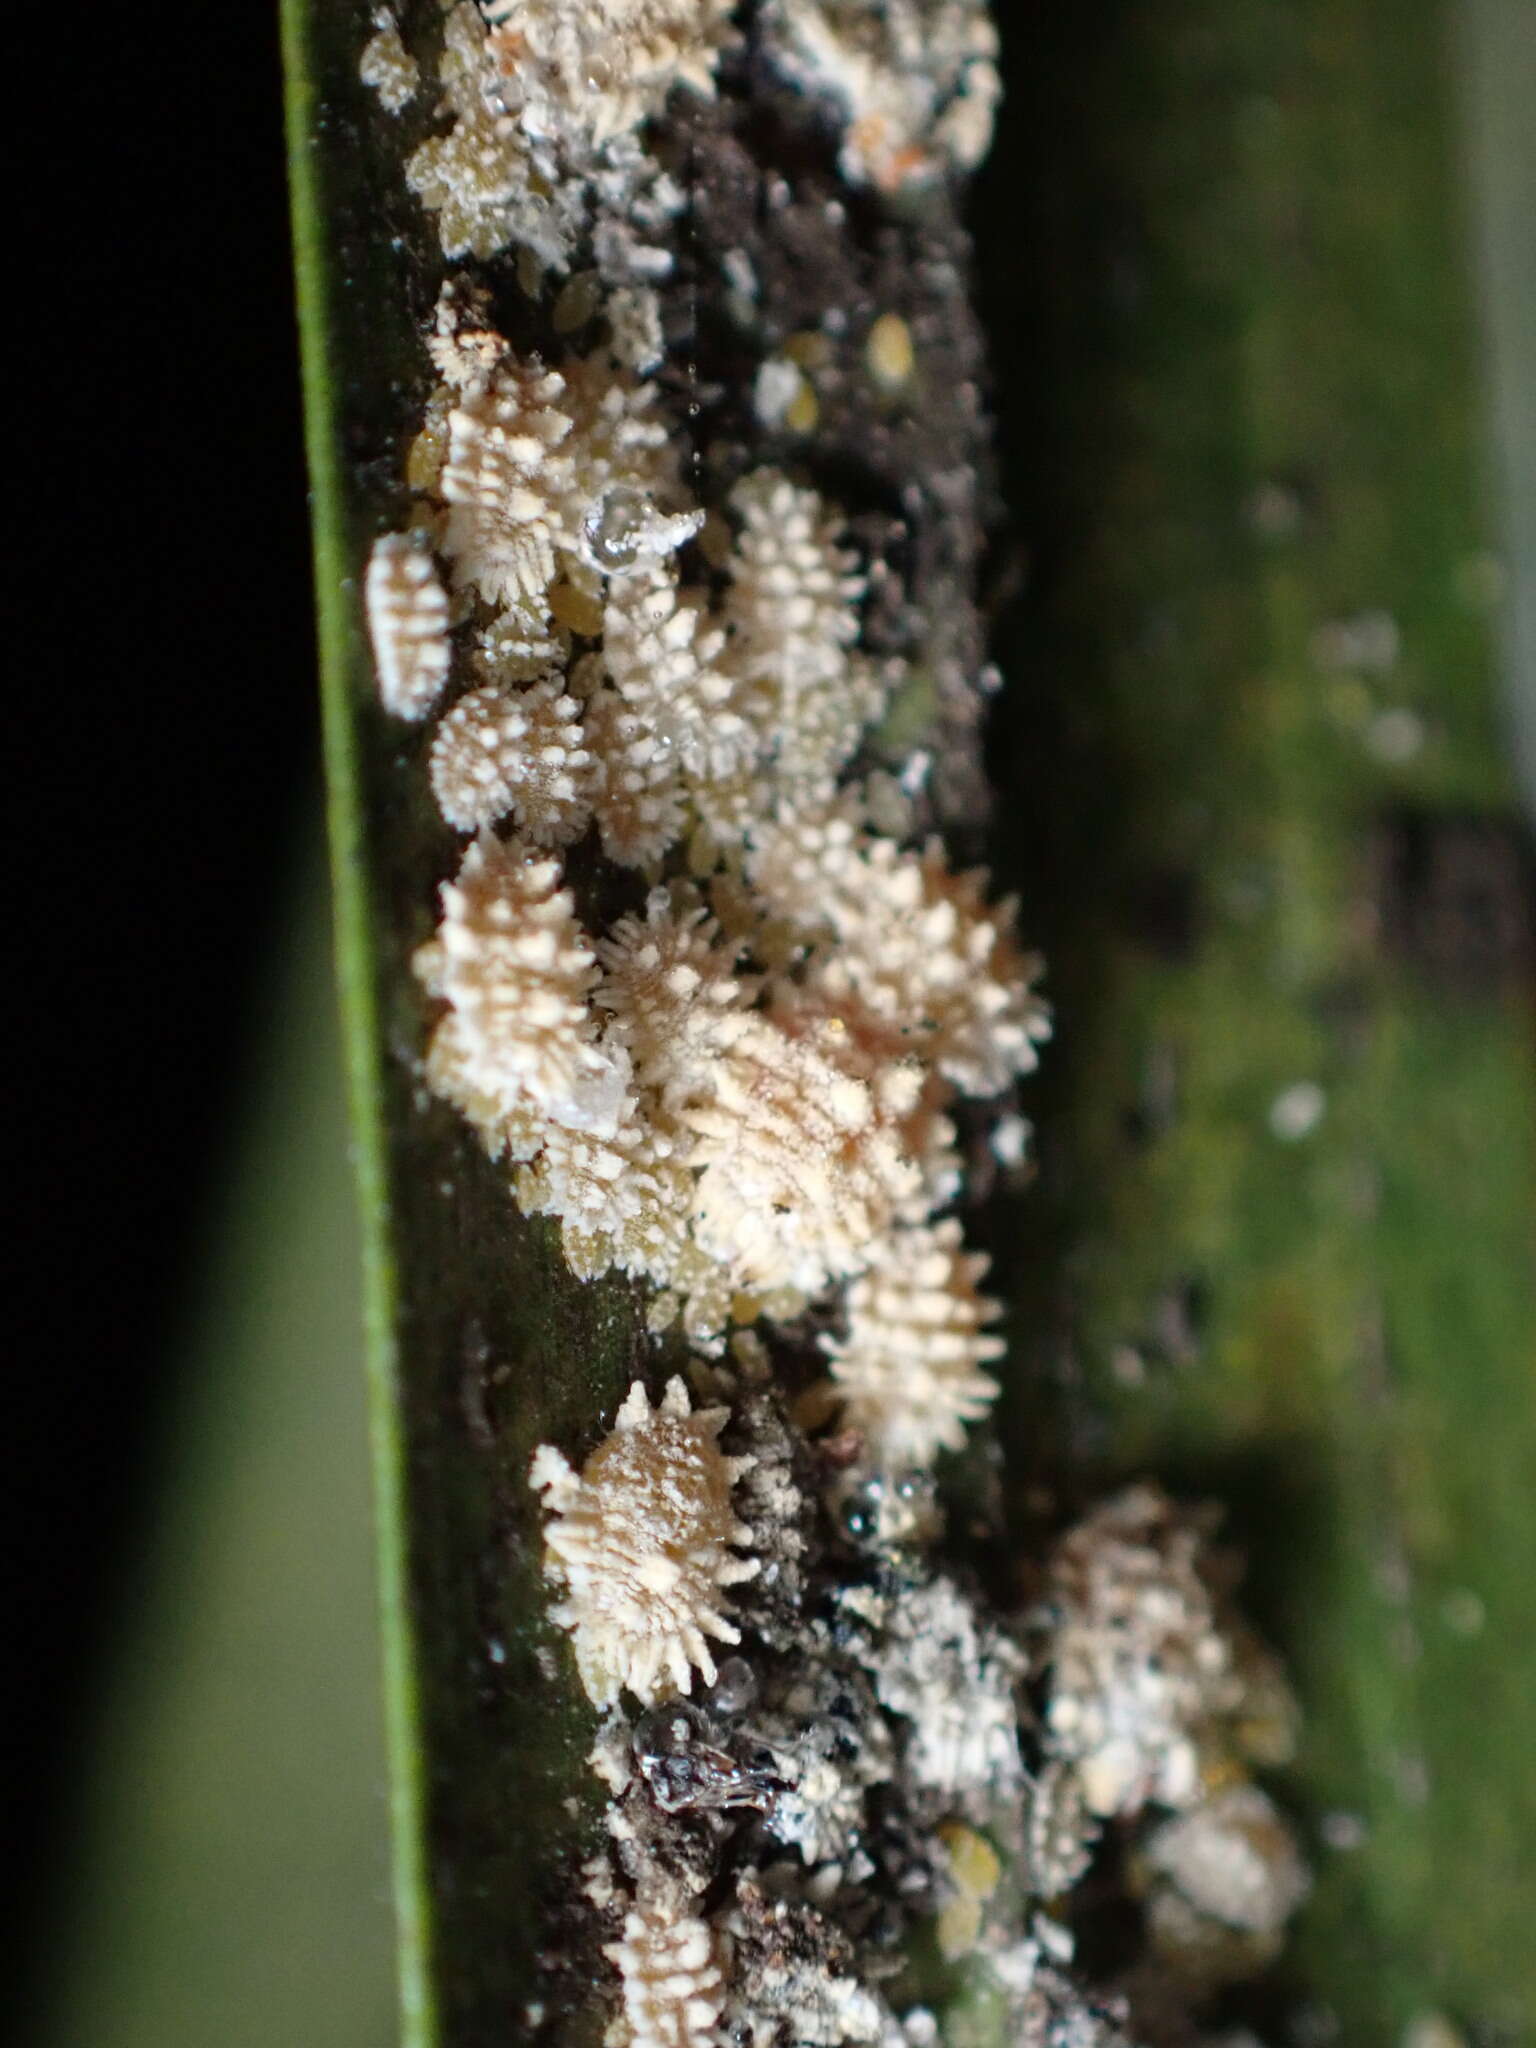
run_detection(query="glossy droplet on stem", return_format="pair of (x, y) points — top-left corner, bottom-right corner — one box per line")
(707, 1656), (757, 1716)
(584, 485), (649, 570)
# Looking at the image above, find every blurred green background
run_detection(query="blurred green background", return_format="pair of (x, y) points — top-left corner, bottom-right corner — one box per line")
(31, 848), (396, 2047)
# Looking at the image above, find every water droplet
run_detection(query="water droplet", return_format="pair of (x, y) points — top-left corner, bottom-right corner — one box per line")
(583, 485), (647, 570)
(707, 1657), (758, 1716)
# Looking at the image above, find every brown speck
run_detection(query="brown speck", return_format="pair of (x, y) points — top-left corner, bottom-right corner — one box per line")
(866, 313), (915, 391)
(784, 377), (820, 433)
(1372, 808), (1535, 990)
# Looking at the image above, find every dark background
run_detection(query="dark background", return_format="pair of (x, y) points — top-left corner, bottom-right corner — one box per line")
(11, 1), (317, 1972)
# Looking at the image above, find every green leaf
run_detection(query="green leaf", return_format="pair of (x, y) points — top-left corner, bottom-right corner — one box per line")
(984, 1), (1536, 2037)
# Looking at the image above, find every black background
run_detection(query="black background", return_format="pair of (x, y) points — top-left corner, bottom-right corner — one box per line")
(10, 2), (318, 1974)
